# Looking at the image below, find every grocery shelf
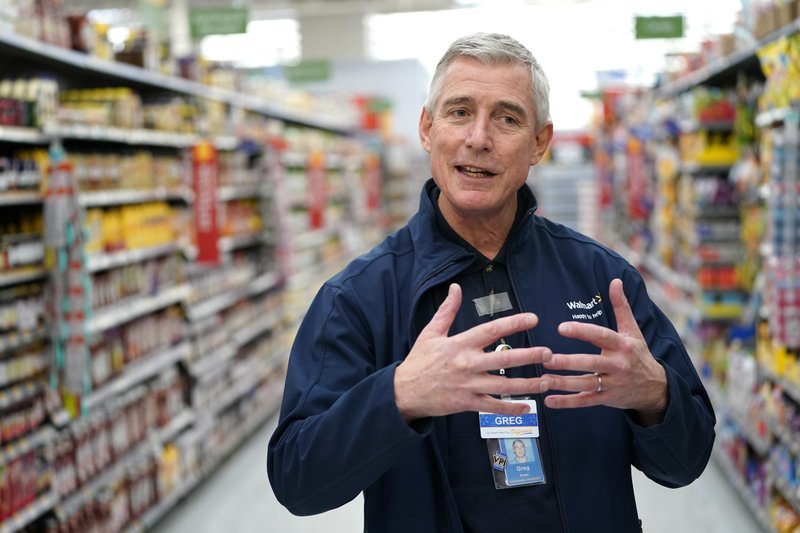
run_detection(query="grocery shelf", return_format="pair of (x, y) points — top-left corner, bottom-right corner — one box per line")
(681, 162), (734, 174)
(282, 152), (309, 168)
(218, 234), (263, 253)
(0, 268), (47, 288)
(88, 284), (191, 334)
(0, 326), (47, 354)
(205, 355), (285, 418)
(55, 409), (194, 518)
(0, 426), (55, 466)
(657, 18), (800, 98)
(695, 206), (740, 219)
(0, 19), (382, 533)
(761, 366), (800, 407)
(0, 491), (57, 533)
(248, 270), (281, 297)
(0, 380), (43, 410)
(57, 450), (140, 515)
(755, 108), (790, 128)
(160, 410), (196, 443)
(728, 409), (772, 456)
(87, 243), (180, 273)
(186, 343), (236, 379)
(0, 191), (43, 205)
(185, 284), (248, 323)
(46, 124), (197, 147)
(0, 125), (48, 144)
(684, 120), (737, 132)
(154, 388), (282, 532)
(184, 271), (278, 323)
(79, 187), (194, 207)
(199, 387), (283, 476)
(642, 253), (699, 294)
(123, 473), (202, 533)
(82, 341), (192, 412)
(712, 447), (777, 533)
(0, 32), (355, 134)
(772, 472), (800, 516)
(659, 47), (762, 98)
(646, 278), (700, 327)
(233, 311), (281, 347)
(293, 227), (337, 250)
(214, 136), (239, 151)
(769, 416), (800, 464)
(218, 184), (262, 201)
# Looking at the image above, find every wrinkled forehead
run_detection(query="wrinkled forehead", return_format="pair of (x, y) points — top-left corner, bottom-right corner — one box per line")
(437, 58), (535, 114)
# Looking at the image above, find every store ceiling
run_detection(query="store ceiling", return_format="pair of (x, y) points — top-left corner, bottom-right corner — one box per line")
(72, 0), (454, 17)
(71, 0), (588, 19)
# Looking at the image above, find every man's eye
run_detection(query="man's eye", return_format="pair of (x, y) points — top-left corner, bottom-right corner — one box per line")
(502, 116), (519, 125)
(452, 109), (468, 117)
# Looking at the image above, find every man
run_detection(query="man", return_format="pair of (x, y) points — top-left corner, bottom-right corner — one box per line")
(268, 33), (714, 532)
(512, 439), (528, 464)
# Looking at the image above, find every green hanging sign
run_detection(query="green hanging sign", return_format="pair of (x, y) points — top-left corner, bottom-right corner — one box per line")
(189, 7), (249, 39)
(635, 15), (684, 39)
(285, 61), (331, 84)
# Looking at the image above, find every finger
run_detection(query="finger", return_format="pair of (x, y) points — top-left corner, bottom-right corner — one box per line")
(475, 395), (537, 416)
(541, 373), (599, 394)
(471, 375), (552, 398)
(609, 278), (644, 340)
(542, 353), (614, 374)
(557, 321), (626, 351)
(470, 346), (553, 373)
(544, 391), (601, 409)
(458, 312), (538, 348)
(418, 283), (462, 339)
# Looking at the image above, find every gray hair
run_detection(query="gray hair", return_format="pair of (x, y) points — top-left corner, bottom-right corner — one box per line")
(425, 33), (551, 130)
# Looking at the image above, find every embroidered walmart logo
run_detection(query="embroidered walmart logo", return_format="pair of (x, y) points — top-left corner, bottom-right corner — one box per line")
(566, 293), (604, 321)
(566, 292), (602, 311)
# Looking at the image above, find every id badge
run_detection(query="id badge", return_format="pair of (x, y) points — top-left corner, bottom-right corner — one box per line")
(480, 399), (546, 489)
(487, 437), (546, 489)
(478, 400), (538, 439)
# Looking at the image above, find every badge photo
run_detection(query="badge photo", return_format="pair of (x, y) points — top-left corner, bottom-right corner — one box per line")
(499, 438), (545, 487)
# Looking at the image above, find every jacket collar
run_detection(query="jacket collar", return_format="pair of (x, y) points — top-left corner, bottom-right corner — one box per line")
(407, 178), (539, 297)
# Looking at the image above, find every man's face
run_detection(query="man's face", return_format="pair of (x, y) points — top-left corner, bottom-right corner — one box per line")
(419, 57), (552, 221)
(513, 440), (526, 459)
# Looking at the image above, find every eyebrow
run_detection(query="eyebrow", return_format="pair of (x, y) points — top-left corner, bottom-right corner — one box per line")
(441, 95), (473, 109)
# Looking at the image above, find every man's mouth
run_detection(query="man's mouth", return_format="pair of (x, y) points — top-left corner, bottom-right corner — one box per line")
(457, 165), (496, 178)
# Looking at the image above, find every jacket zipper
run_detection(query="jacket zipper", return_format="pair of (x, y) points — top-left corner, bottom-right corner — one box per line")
(408, 254), (471, 343)
(407, 254), (473, 533)
(508, 217), (570, 533)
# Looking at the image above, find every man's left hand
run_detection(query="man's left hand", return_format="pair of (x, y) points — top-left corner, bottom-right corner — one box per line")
(541, 278), (668, 427)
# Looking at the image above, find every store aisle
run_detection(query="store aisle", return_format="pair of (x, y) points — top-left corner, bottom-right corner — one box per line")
(155, 413), (760, 533)
(152, 413), (363, 533)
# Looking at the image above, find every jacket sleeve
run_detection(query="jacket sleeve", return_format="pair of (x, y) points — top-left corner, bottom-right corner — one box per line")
(267, 282), (431, 515)
(621, 267), (716, 488)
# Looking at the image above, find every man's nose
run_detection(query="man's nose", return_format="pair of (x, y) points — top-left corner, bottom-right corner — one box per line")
(464, 116), (493, 151)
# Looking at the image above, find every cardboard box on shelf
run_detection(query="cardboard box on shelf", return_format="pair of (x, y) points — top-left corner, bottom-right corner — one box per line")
(753, 4), (778, 40)
(718, 34), (737, 57)
(775, 1), (797, 27)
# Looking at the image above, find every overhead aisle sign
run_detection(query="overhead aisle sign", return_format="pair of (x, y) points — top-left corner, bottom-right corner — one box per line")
(635, 16), (684, 39)
(190, 7), (249, 39)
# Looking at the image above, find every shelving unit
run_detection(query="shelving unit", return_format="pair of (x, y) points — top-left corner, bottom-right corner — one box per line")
(596, 13), (800, 532)
(0, 26), (387, 533)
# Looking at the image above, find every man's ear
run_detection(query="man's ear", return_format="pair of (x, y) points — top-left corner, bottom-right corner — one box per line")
(419, 107), (433, 154)
(529, 122), (554, 165)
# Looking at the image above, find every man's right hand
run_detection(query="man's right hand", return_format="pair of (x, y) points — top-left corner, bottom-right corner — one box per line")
(394, 283), (552, 423)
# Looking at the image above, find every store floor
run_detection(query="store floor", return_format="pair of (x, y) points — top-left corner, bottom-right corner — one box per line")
(154, 413), (761, 533)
